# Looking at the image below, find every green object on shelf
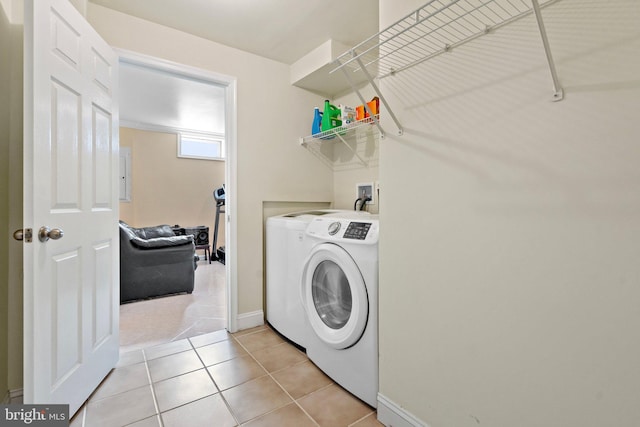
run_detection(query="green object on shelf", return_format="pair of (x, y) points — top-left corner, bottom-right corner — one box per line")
(321, 100), (342, 137)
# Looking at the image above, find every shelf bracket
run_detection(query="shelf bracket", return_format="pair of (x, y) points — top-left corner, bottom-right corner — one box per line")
(335, 130), (368, 167)
(531, 0), (564, 102)
(336, 52), (404, 137)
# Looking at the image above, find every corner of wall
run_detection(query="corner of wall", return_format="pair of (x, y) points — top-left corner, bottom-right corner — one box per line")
(235, 310), (264, 331)
(0, 0), (12, 401)
(377, 393), (429, 427)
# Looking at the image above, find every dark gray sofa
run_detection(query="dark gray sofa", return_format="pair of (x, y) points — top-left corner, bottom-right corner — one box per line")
(119, 221), (197, 303)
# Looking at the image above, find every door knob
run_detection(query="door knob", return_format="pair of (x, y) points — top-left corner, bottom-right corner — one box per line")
(13, 228), (33, 242)
(39, 226), (64, 242)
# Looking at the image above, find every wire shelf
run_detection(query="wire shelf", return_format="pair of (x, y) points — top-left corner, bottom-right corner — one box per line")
(333, 0), (560, 79)
(300, 116), (380, 146)
(301, 0), (564, 162)
(300, 117), (380, 170)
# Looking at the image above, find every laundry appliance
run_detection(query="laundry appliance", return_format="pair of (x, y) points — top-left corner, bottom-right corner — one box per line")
(300, 213), (379, 407)
(265, 210), (345, 348)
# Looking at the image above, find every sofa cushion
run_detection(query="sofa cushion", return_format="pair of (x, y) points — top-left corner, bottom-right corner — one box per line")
(130, 235), (193, 249)
(138, 225), (176, 239)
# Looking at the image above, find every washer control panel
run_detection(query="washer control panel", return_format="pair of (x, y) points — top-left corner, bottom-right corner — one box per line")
(307, 215), (379, 244)
(328, 222), (341, 236)
(343, 222), (372, 240)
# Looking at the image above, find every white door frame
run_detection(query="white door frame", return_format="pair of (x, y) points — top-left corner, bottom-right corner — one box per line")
(115, 49), (238, 333)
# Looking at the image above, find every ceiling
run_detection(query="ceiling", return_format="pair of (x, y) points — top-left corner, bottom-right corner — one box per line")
(92, 0), (380, 134)
(119, 61), (227, 135)
(89, 0), (379, 65)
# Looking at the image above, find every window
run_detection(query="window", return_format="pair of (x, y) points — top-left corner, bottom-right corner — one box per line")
(178, 133), (225, 160)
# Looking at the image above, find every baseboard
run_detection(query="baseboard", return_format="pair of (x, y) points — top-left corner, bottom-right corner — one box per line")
(236, 310), (264, 331)
(377, 393), (428, 427)
(4, 389), (23, 404)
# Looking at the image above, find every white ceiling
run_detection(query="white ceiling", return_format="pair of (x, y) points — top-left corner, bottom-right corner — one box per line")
(119, 61), (226, 135)
(89, 0), (379, 65)
(98, 0), (380, 134)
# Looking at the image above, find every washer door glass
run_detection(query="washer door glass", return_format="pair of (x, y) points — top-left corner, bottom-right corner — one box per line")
(302, 243), (368, 349)
(312, 260), (352, 330)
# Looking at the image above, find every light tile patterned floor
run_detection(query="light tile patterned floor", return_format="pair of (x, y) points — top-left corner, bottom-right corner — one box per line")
(119, 258), (227, 353)
(71, 326), (383, 426)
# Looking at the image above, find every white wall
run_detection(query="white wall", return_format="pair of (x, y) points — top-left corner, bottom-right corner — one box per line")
(87, 4), (333, 317)
(378, 0), (640, 426)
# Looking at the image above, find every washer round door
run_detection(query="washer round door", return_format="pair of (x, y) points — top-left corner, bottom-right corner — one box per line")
(301, 243), (368, 349)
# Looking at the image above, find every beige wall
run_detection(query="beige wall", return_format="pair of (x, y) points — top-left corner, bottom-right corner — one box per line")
(332, 89), (380, 213)
(378, 0), (640, 426)
(0, 1), (10, 400)
(87, 4), (334, 316)
(1, 0), (23, 398)
(119, 128), (226, 250)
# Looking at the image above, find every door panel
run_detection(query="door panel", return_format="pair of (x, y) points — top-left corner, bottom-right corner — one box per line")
(24, 0), (119, 415)
(51, 80), (81, 209)
(93, 241), (114, 346)
(52, 249), (82, 385)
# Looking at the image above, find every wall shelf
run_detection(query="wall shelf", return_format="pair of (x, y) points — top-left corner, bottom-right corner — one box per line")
(329, 0), (564, 136)
(300, 118), (380, 170)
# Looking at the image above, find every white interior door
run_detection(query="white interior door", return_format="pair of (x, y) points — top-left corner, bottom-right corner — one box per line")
(23, 0), (119, 415)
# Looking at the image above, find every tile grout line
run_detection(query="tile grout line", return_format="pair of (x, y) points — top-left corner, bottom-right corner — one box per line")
(78, 405), (86, 427)
(189, 335), (241, 426)
(348, 411), (378, 427)
(234, 328), (378, 426)
(142, 348), (164, 427)
(231, 331), (321, 427)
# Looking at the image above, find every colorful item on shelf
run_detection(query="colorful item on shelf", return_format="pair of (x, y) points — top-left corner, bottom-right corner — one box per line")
(339, 104), (356, 126)
(367, 97), (379, 117)
(321, 100), (342, 139)
(312, 107), (322, 136)
(321, 100), (342, 130)
(356, 97), (380, 122)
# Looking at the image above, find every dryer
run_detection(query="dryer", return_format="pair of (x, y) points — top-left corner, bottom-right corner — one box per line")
(265, 210), (343, 348)
(301, 213), (379, 408)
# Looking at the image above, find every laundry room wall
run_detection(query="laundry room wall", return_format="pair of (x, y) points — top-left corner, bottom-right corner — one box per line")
(0, 0), (11, 400)
(88, 4), (333, 324)
(330, 88), (381, 214)
(0, 0), (23, 400)
(118, 127), (226, 251)
(377, 0), (640, 426)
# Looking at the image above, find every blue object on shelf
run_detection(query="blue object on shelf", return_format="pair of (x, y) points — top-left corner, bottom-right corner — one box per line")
(312, 107), (322, 136)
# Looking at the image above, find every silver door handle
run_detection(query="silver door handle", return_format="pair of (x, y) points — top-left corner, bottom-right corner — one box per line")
(13, 228), (33, 242)
(39, 226), (64, 242)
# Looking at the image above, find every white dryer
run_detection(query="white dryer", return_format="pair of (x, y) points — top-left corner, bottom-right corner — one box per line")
(301, 213), (379, 408)
(265, 210), (343, 348)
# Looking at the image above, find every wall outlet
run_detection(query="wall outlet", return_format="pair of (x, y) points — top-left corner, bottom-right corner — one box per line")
(356, 182), (375, 205)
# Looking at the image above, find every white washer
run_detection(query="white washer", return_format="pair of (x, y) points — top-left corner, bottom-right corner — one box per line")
(265, 210), (344, 348)
(301, 213), (379, 407)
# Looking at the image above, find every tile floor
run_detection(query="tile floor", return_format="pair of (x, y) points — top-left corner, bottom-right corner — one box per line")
(75, 258), (383, 426)
(119, 257), (227, 353)
(71, 325), (383, 426)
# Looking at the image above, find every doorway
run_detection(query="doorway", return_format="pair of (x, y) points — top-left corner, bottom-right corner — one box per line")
(116, 50), (237, 351)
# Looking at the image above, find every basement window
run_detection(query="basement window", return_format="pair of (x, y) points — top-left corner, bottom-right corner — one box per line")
(178, 133), (225, 160)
